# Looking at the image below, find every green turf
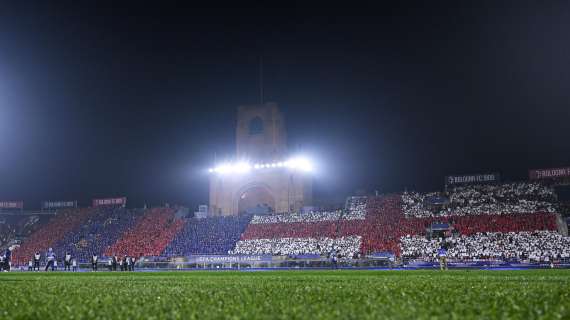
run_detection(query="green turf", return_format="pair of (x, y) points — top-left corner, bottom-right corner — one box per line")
(0, 270), (569, 319)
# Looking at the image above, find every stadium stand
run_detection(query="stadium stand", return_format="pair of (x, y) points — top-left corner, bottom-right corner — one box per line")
(4, 181), (569, 267)
(241, 220), (339, 239)
(345, 196), (367, 219)
(53, 207), (145, 262)
(12, 208), (95, 265)
(235, 203), (369, 257)
(402, 183), (556, 217)
(357, 194), (403, 255)
(0, 214), (50, 250)
(236, 185), (562, 259)
(231, 236), (361, 258)
(163, 214), (252, 256)
(560, 202), (570, 218)
(390, 183), (569, 261)
(250, 209), (365, 225)
(358, 194), (559, 256)
(105, 208), (184, 258)
(401, 231), (570, 261)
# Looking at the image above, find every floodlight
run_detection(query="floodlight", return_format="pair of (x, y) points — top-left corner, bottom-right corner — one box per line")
(208, 156), (314, 175)
(234, 162), (252, 173)
(288, 157), (313, 172)
(216, 164), (232, 174)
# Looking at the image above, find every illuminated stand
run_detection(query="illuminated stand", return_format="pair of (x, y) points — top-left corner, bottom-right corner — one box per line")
(208, 103), (313, 216)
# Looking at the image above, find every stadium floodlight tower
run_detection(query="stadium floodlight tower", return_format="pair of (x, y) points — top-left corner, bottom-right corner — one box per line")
(208, 102), (313, 216)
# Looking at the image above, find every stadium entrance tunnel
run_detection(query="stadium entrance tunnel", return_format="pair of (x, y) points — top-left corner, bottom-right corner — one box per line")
(238, 186), (275, 215)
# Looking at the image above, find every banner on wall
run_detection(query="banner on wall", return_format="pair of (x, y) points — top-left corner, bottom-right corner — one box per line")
(190, 255), (273, 264)
(92, 197), (127, 207)
(42, 200), (78, 210)
(445, 173), (500, 186)
(529, 167), (570, 180)
(0, 201), (24, 209)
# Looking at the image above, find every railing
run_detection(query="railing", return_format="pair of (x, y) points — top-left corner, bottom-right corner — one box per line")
(9, 256), (570, 271)
(401, 256), (570, 268)
(133, 257), (394, 270)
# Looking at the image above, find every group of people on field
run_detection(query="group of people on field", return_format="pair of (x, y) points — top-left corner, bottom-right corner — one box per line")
(18, 248), (136, 272)
(103, 254), (136, 271)
(33, 248), (79, 271)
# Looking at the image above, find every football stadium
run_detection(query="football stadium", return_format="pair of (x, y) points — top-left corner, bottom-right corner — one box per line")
(2, 101), (570, 318)
(2, 2), (570, 319)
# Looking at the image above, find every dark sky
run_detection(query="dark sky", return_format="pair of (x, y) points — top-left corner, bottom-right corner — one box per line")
(1, 1), (569, 210)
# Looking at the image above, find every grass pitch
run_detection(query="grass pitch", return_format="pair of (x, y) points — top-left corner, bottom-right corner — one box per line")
(0, 270), (569, 319)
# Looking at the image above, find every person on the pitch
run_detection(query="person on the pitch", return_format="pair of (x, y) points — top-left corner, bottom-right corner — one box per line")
(127, 256), (133, 271)
(91, 254), (98, 271)
(3, 246), (14, 271)
(64, 252), (72, 271)
(130, 256), (135, 271)
(330, 249), (338, 269)
(34, 251), (41, 271)
(438, 245), (448, 271)
(72, 258), (78, 272)
(45, 248), (56, 271)
(28, 260), (33, 271)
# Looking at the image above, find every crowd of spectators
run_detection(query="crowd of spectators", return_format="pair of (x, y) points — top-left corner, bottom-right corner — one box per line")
(249, 205), (366, 225)
(234, 202), (369, 257)
(163, 214), (252, 256)
(402, 192), (446, 217)
(12, 208), (95, 265)
(250, 211), (344, 224)
(53, 207), (145, 262)
(357, 195), (404, 255)
(402, 183), (557, 217)
(359, 194), (560, 256)
(105, 208), (184, 258)
(0, 222), (16, 252)
(0, 214), (48, 251)
(560, 202), (570, 218)
(344, 196), (367, 220)
(242, 220), (339, 240)
(230, 236), (361, 258)
(400, 231), (570, 262)
(4, 181), (565, 264)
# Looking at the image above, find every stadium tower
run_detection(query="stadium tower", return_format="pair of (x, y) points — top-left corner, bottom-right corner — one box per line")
(209, 102), (312, 216)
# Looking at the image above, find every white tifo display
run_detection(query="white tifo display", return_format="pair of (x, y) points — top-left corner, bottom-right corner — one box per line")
(402, 182), (557, 217)
(230, 236), (362, 258)
(400, 231), (570, 261)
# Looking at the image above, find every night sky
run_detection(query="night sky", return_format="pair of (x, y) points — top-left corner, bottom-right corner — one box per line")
(1, 2), (569, 210)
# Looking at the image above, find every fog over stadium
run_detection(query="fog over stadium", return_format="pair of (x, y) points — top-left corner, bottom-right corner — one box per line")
(1, 2), (569, 210)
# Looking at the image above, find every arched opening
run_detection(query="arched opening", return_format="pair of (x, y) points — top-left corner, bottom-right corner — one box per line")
(238, 186), (275, 215)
